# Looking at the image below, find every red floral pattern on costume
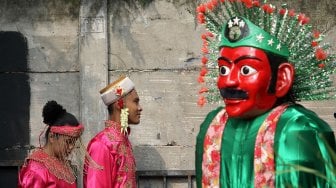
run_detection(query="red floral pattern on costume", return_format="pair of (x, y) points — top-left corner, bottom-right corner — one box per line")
(105, 120), (137, 187)
(202, 109), (228, 188)
(202, 104), (289, 188)
(26, 148), (76, 184)
(254, 104), (289, 188)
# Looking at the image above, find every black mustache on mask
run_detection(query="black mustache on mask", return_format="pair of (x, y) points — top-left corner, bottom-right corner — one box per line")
(219, 88), (248, 100)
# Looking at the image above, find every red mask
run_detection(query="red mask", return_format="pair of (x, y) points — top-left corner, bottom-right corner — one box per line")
(217, 46), (277, 118)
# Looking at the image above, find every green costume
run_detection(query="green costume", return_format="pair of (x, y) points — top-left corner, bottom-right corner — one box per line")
(196, 105), (336, 187)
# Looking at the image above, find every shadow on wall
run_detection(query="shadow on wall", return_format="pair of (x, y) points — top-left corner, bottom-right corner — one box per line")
(133, 146), (166, 171)
(0, 31), (30, 187)
(133, 146), (167, 188)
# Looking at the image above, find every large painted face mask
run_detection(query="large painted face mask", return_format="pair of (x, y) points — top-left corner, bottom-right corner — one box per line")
(217, 46), (278, 119)
(197, 8), (336, 108)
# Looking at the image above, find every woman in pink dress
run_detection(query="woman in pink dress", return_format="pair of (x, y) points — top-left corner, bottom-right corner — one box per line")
(18, 100), (84, 188)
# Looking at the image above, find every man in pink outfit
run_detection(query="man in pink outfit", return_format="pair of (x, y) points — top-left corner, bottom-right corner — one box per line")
(84, 75), (142, 188)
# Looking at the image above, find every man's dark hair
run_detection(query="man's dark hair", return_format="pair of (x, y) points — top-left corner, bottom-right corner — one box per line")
(107, 104), (114, 115)
(266, 52), (296, 105)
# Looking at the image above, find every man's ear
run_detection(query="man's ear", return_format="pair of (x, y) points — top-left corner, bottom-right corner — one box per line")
(113, 100), (122, 110)
(275, 62), (294, 98)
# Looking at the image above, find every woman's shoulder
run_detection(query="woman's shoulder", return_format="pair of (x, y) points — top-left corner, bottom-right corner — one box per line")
(19, 158), (48, 187)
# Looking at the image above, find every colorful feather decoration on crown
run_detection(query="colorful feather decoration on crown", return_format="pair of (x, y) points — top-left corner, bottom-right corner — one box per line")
(196, 0), (336, 106)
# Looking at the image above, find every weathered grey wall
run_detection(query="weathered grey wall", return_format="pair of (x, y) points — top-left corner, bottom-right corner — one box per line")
(0, 1), (81, 187)
(0, 0), (335, 187)
(0, 0), (81, 146)
(107, 0), (207, 172)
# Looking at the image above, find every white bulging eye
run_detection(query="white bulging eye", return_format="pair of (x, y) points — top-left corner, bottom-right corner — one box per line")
(240, 65), (256, 76)
(219, 66), (230, 76)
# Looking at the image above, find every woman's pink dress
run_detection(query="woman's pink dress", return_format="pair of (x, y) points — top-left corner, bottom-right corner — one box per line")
(18, 148), (77, 188)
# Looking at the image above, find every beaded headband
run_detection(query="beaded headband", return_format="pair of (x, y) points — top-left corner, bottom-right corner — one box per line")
(50, 124), (84, 137)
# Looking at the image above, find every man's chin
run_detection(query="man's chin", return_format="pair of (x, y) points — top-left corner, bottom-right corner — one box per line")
(129, 120), (140, 125)
(224, 102), (251, 118)
(226, 107), (270, 119)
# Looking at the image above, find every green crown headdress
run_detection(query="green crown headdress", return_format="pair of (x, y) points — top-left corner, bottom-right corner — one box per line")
(196, 0), (336, 106)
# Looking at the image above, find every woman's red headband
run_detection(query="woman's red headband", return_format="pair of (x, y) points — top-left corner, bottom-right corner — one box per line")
(50, 124), (84, 137)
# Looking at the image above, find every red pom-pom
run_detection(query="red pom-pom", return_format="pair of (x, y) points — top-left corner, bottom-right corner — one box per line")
(288, 9), (295, 17)
(201, 32), (214, 40)
(202, 47), (209, 54)
(279, 8), (286, 16)
(206, 1), (215, 11)
(252, 0), (260, 7)
(198, 75), (205, 83)
(242, 0), (253, 8)
(196, 4), (206, 13)
(298, 13), (305, 22)
(211, 0), (218, 7)
(199, 87), (209, 94)
(262, 4), (274, 14)
(203, 41), (209, 48)
(267, 7), (274, 13)
(200, 66), (208, 76)
(262, 4), (268, 11)
(302, 16), (310, 24)
(201, 56), (208, 65)
(318, 63), (325, 68)
(313, 30), (320, 39)
(311, 41), (318, 47)
(315, 48), (327, 61)
(298, 13), (309, 24)
(197, 95), (207, 107)
(206, 31), (214, 37)
(197, 13), (205, 24)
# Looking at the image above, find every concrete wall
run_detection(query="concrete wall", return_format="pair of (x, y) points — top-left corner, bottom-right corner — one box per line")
(0, 0), (81, 146)
(0, 0), (335, 187)
(0, 0), (81, 187)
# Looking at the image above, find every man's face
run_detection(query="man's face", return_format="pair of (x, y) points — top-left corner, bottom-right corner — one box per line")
(217, 46), (277, 118)
(125, 89), (142, 124)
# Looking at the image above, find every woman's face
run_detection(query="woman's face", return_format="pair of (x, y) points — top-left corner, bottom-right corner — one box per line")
(52, 134), (78, 159)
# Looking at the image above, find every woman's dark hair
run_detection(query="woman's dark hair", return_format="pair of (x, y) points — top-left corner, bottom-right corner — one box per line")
(266, 52), (296, 105)
(42, 100), (79, 140)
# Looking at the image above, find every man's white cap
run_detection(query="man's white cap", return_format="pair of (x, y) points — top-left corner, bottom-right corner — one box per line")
(100, 75), (135, 106)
